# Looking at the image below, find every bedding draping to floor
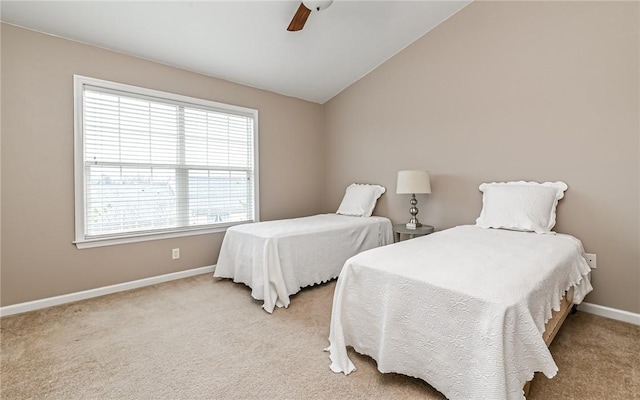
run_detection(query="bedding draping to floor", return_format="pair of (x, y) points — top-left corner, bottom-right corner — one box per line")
(214, 214), (392, 312)
(328, 226), (592, 400)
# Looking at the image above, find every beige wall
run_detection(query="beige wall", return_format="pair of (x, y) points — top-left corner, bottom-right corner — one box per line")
(324, 1), (639, 313)
(2, 1), (639, 315)
(1, 24), (325, 306)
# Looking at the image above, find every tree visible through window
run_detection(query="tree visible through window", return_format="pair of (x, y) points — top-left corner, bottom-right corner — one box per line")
(74, 76), (258, 248)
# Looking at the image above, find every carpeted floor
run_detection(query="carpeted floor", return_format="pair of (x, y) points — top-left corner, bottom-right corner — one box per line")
(1, 274), (639, 399)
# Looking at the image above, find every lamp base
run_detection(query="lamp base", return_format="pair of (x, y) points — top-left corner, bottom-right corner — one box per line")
(406, 194), (422, 230)
(405, 222), (422, 230)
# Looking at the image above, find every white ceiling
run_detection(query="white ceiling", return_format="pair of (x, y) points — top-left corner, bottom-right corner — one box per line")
(0, 1), (470, 104)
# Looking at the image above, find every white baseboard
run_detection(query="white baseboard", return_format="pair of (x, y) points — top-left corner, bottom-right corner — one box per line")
(0, 265), (216, 318)
(3, 271), (638, 327)
(578, 302), (640, 326)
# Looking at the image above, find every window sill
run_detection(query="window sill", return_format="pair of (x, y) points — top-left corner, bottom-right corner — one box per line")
(74, 222), (252, 249)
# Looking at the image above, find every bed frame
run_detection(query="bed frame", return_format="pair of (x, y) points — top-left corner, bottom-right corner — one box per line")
(523, 288), (575, 397)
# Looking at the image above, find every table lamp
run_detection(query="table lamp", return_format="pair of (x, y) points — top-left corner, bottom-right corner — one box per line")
(396, 170), (431, 229)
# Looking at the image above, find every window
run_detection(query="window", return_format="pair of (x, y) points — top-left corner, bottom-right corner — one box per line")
(73, 75), (259, 249)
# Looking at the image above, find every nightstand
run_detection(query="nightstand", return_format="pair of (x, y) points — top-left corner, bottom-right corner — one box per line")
(393, 224), (434, 242)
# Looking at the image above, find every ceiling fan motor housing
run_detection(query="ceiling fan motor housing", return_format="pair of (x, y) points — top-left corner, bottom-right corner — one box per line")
(302, 0), (333, 12)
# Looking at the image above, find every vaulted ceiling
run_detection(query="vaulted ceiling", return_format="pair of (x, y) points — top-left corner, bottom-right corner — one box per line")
(1, 1), (470, 104)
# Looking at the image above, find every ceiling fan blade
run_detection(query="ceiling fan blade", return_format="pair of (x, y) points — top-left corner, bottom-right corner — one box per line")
(287, 2), (311, 32)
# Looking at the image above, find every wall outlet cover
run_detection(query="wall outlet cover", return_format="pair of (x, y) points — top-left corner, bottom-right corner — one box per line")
(585, 253), (596, 268)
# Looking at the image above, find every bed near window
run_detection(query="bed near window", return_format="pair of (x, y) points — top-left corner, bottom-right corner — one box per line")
(326, 181), (593, 400)
(214, 184), (393, 313)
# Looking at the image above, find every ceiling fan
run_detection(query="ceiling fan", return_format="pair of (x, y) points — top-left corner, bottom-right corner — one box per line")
(287, 0), (334, 32)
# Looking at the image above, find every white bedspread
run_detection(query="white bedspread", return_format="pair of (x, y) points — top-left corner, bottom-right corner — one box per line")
(214, 214), (392, 313)
(328, 225), (592, 400)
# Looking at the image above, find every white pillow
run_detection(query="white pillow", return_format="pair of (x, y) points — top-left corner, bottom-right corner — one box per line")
(475, 181), (568, 233)
(336, 183), (386, 217)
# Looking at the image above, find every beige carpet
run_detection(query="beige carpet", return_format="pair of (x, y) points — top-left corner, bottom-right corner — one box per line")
(1, 274), (639, 399)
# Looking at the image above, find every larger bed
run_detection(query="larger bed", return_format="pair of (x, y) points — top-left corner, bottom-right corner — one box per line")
(327, 181), (593, 400)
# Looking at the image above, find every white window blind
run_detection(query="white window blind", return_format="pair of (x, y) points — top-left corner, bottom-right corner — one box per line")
(74, 75), (259, 248)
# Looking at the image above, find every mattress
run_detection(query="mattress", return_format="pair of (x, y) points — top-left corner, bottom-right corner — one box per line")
(214, 213), (393, 313)
(327, 225), (592, 400)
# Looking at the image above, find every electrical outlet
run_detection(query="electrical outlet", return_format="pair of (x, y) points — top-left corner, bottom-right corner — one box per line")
(172, 248), (180, 260)
(585, 253), (596, 268)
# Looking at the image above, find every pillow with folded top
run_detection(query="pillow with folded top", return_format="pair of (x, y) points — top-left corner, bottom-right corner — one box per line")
(336, 183), (386, 217)
(475, 181), (568, 233)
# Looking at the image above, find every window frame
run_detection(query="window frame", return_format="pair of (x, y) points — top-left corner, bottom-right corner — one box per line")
(73, 75), (260, 249)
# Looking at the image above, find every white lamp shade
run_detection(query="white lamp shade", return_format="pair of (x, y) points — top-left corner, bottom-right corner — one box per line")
(396, 170), (431, 194)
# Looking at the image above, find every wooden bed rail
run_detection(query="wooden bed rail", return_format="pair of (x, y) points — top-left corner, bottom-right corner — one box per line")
(523, 291), (574, 398)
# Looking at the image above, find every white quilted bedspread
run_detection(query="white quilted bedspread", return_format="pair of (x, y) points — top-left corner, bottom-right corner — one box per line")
(328, 225), (592, 400)
(214, 214), (392, 313)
